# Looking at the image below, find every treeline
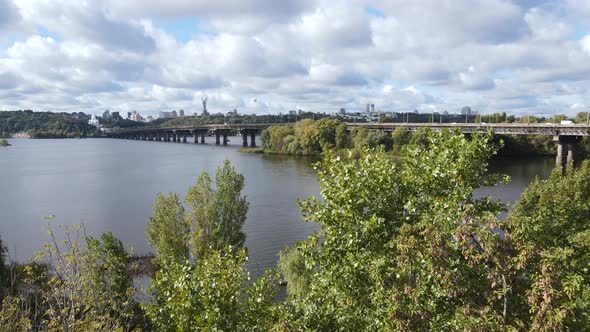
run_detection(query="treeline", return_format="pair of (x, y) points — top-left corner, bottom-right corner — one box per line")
(0, 110), (99, 138)
(2, 132), (590, 330)
(260, 118), (590, 158)
(260, 118), (426, 156)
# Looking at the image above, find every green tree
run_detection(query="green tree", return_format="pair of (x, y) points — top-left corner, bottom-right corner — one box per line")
(283, 131), (510, 330)
(146, 193), (188, 262)
(185, 160), (249, 258)
(145, 161), (278, 330)
(146, 249), (279, 331)
(506, 163), (590, 330)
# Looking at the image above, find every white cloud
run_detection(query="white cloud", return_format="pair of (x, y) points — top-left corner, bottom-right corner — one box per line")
(0, 0), (590, 116)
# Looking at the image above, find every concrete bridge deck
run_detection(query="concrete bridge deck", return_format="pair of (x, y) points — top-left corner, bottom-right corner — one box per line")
(109, 122), (590, 137)
(107, 122), (590, 166)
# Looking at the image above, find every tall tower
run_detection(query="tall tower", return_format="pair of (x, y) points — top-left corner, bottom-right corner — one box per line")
(201, 96), (209, 116)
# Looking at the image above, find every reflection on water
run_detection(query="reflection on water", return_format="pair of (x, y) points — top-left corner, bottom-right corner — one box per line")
(0, 139), (558, 275)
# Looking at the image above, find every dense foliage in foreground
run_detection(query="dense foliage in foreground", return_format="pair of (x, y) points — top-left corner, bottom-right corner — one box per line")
(1, 131), (589, 331)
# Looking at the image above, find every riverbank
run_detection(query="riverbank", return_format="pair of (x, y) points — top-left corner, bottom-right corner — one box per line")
(0, 139), (10, 146)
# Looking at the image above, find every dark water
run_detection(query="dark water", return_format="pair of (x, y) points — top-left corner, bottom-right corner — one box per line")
(0, 138), (556, 274)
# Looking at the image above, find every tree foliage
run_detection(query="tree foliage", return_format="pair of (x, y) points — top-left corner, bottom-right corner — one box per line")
(505, 163), (590, 330)
(145, 160), (277, 331)
(0, 110), (98, 138)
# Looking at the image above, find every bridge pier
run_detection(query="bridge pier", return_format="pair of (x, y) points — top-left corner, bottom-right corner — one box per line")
(250, 132), (256, 147)
(554, 135), (580, 167)
(165, 133), (170, 142)
(240, 129), (258, 147)
(200, 133), (205, 144)
(214, 130), (230, 145)
(182, 134), (187, 143)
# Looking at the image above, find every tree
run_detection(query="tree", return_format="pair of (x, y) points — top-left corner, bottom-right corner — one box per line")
(505, 163), (590, 330)
(282, 130), (511, 330)
(145, 161), (278, 330)
(146, 249), (279, 331)
(185, 160), (249, 258)
(146, 193), (188, 262)
(28, 225), (141, 331)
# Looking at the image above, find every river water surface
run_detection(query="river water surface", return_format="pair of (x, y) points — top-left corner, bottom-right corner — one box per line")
(0, 138), (556, 274)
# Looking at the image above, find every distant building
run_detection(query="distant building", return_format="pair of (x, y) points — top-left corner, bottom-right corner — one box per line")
(289, 110), (297, 115)
(366, 104), (370, 113)
(370, 104), (375, 113)
(111, 112), (121, 120)
(88, 114), (100, 127)
(127, 112), (132, 119)
(159, 111), (176, 119)
(13, 132), (31, 138)
(339, 108), (346, 115)
(178, 109), (185, 117)
(461, 106), (472, 115)
(172, 110), (178, 118)
(130, 111), (142, 122)
(146, 115), (154, 122)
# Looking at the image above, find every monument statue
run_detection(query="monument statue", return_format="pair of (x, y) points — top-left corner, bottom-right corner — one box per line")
(201, 96), (209, 116)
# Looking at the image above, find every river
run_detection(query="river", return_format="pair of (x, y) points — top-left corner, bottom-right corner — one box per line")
(0, 138), (556, 274)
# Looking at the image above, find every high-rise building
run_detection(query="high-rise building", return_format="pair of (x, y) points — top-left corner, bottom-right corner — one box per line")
(461, 106), (472, 115)
(111, 112), (121, 120)
(130, 111), (142, 122)
(370, 104), (375, 113)
(366, 104), (370, 113)
(179, 109), (184, 117)
(339, 108), (346, 114)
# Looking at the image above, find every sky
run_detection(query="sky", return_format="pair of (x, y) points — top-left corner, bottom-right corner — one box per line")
(0, 0), (589, 117)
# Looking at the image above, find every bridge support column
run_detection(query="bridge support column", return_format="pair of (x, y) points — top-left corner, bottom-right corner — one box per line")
(554, 135), (580, 167)
(193, 132), (198, 144)
(568, 142), (575, 164)
(215, 132), (220, 145)
(182, 134), (187, 143)
(223, 132), (228, 145)
(242, 132), (248, 147)
(164, 133), (170, 142)
(173, 133), (178, 142)
(250, 132), (256, 147)
(200, 133), (205, 144)
(156, 133), (161, 141)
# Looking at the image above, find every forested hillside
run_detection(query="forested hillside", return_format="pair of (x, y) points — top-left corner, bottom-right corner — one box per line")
(0, 110), (99, 138)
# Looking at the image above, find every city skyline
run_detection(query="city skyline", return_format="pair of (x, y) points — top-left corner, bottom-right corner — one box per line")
(0, 0), (589, 117)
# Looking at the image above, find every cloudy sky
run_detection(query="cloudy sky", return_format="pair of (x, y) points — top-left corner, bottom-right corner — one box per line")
(0, 0), (589, 116)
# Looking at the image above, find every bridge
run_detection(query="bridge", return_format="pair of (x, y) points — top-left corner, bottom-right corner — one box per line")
(108, 122), (590, 166)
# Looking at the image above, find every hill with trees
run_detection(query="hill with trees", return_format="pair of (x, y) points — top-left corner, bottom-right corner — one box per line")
(0, 110), (99, 138)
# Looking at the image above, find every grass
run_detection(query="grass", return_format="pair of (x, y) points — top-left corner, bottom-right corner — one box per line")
(239, 147), (264, 154)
